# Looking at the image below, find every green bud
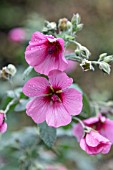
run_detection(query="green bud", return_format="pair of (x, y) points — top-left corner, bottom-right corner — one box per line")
(75, 49), (81, 56)
(76, 23), (84, 31)
(99, 53), (107, 61)
(71, 13), (81, 25)
(75, 44), (91, 59)
(103, 55), (113, 63)
(42, 21), (57, 33)
(99, 61), (111, 74)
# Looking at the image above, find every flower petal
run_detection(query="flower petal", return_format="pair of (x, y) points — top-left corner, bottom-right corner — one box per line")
(23, 77), (49, 97)
(34, 53), (67, 75)
(46, 102), (72, 128)
(25, 44), (47, 66)
(30, 32), (46, 45)
(25, 32), (48, 66)
(86, 131), (100, 147)
(62, 88), (82, 115)
(101, 142), (112, 154)
(80, 137), (104, 155)
(100, 119), (113, 143)
(0, 122), (7, 133)
(26, 97), (50, 124)
(86, 131), (109, 147)
(48, 70), (73, 90)
(80, 138), (88, 152)
(0, 113), (4, 126)
(73, 123), (84, 142)
(84, 117), (99, 125)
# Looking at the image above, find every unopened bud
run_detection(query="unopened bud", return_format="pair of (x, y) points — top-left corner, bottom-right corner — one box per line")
(0, 64), (17, 80)
(58, 18), (72, 32)
(71, 13), (81, 25)
(71, 13), (83, 33)
(99, 61), (111, 74)
(99, 53), (107, 61)
(75, 45), (91, 59)
(43, 21), (57, 33)
(103, 55), (113, 63)
(76, 24), (84, 32)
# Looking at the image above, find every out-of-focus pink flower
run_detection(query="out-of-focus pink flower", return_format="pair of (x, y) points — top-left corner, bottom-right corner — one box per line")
(0, 112), (7, 133)
(23, 70), (82, 128)
(25, 32), (68, 75)
(65, 60), (77, 73)
(64, 49), (77, 73)
(80, 130), (111, 155)
(73, 113), (113, 143)
(46, 165), (67, 170)
(9, 28), (26, 42)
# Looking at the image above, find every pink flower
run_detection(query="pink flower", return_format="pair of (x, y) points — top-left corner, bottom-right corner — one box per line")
(23, 70), (82, 128)
(9, 28), (26, 42)
(0, 112), (7, 133)
(25, 32), (68, 75)
(80, 130), (111, 155)
(73, 113), (113, 143)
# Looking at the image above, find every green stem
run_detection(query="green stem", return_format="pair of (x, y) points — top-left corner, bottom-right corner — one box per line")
(4, 98), (17, 115)
(73, 117), (85, 129)
(65, 53), (81, 62)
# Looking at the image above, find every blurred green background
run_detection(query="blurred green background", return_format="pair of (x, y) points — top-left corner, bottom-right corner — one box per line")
(0, 0), (113, 170)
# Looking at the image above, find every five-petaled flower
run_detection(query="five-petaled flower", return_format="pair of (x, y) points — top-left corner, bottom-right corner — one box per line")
(25, 32), (68, 75)
(23, 70), (82, 128)
(80, 130), (112, 155)
(0, 112), (7, 133)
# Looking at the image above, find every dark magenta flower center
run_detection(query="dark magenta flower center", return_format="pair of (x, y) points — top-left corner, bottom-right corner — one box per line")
(85, 120), (104, 131)
(48, 41), (61, 55)
(51, 94), (60, 102)
(47, 86), (62, 103)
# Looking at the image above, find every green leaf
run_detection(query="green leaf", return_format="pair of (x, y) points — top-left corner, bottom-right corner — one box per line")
(39, 122), (56, 147)
(82, 93), (91, 115)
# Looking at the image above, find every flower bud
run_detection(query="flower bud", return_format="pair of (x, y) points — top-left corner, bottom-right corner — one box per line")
(76, 23), (84, 32)
(58, 18), (72, 32)
(99, 53), (113, 63)
(80, 130), (111, 155)
(75, 44), (90, 59)
(99, 53), (107, 61)
(0, 64), (17, 80)
(71, 13), (81, 25)
(71, 13), (83, 32)
(43, 21), (57, 33)
(103, 55), (113, 63)
(99, 61), (111, 74)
